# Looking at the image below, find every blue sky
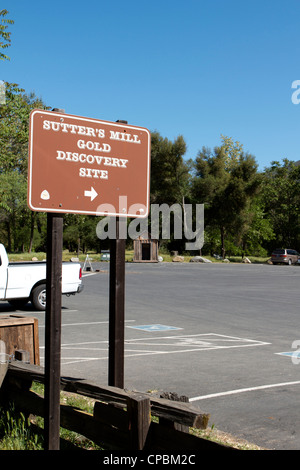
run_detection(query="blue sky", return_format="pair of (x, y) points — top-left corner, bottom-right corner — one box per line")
(3, 0), (300, 170)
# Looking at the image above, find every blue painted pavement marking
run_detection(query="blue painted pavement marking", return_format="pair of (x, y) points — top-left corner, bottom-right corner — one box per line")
(277, 351), (300, 358)
(127, 324), (182, 332)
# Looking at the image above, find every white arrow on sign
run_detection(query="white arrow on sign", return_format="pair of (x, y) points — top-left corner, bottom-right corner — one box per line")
(84, 187), (98, 201)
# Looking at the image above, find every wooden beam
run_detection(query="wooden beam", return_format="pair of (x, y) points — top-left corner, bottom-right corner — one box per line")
(7, 362), (210, 429)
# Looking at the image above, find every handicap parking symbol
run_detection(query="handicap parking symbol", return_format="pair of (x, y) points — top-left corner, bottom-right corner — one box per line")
(128, 324), (182, 332)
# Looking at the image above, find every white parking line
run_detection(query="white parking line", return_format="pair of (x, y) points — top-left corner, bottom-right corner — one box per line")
(190, 380), (300, 402)
(124, 333), (270, 351)
(39, 320), (135, 328)
(3, 309), (79, 316)
(39, 333), (271, 367)
(82, 272), (101, 277)
(59, 357), (102, 365)
(38, 331), (273, 369)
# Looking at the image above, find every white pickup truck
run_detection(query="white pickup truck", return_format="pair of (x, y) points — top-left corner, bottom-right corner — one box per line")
(0, 244), (83, 311)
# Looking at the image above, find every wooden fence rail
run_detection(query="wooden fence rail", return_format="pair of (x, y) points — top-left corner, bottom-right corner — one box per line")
(0, 360), (233, 451)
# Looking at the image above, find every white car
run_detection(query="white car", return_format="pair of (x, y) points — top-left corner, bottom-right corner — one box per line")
(0, 244), (83, 310)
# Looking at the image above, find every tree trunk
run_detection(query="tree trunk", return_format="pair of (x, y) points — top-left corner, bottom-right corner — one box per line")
(6, 221), (11, 252)
(220, 226), (226, 259)
(29, 212), (35, 253)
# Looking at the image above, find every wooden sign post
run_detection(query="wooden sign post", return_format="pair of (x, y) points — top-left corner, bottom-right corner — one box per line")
(109, 217), (126, 388)
(44, 212), (63, 449)
(27, 110), (150, 450)
(108, 120), (128, 389)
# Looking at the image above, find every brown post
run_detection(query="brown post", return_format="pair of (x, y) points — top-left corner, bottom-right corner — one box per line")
(127, 394), (151, 450)
(108, 216), (126, 388)
(108, 120), (127, 389)
(44, 212), (63, 450)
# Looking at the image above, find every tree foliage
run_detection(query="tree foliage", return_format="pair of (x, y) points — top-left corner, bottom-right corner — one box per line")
(150, 132), (191, 205)
(0, 9), (14, 61)
(0, 83), (48, 251)
(191, 136), (262, 257)
(261, 160), (300, 249)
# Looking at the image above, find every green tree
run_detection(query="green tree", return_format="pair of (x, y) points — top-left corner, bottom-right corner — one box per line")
(239, 199), (275, 256)
(150, 132), (192, 251)
(63, 214), (101, 255)
(150, 132), (191, 205)
(262, 159), (300, 250)
(0, 171), (27, 251)
(0, 83), (48, 251)
(0, 83), (47, 173)
(191, 136), (261, 258)
(0, 9), (13, 61)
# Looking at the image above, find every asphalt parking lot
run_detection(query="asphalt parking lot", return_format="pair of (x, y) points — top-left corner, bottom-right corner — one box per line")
(1, 261), (300, 450)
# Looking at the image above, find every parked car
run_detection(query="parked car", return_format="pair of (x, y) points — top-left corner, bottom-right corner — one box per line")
(0, 243), (83, 310)
(271, 248), (300, 265)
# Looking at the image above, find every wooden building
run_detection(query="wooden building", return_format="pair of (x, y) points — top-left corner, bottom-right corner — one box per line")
(133, 231), (159, 263)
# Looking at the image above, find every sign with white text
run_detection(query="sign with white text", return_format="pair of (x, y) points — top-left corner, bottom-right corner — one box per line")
(28, 110), (151, 217)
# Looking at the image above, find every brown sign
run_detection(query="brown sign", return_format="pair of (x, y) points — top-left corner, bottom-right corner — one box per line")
(28, 110), (151, 217)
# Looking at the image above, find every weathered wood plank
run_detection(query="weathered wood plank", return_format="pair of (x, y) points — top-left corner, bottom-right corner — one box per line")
(150, 396), (210, 429)
(5, 388), (45, 418)
(93, 400), (128, 431)
(7, 361), (44, 383)
(0, 316), (40, 365)
(60, 404), (129, 450)
(160, 391), (189, 432)
(6, 362), (210, 428)
(61, 377), (129, 407)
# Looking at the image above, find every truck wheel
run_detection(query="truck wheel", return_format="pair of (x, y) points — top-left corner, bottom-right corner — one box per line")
(31, 284), (46, 311)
